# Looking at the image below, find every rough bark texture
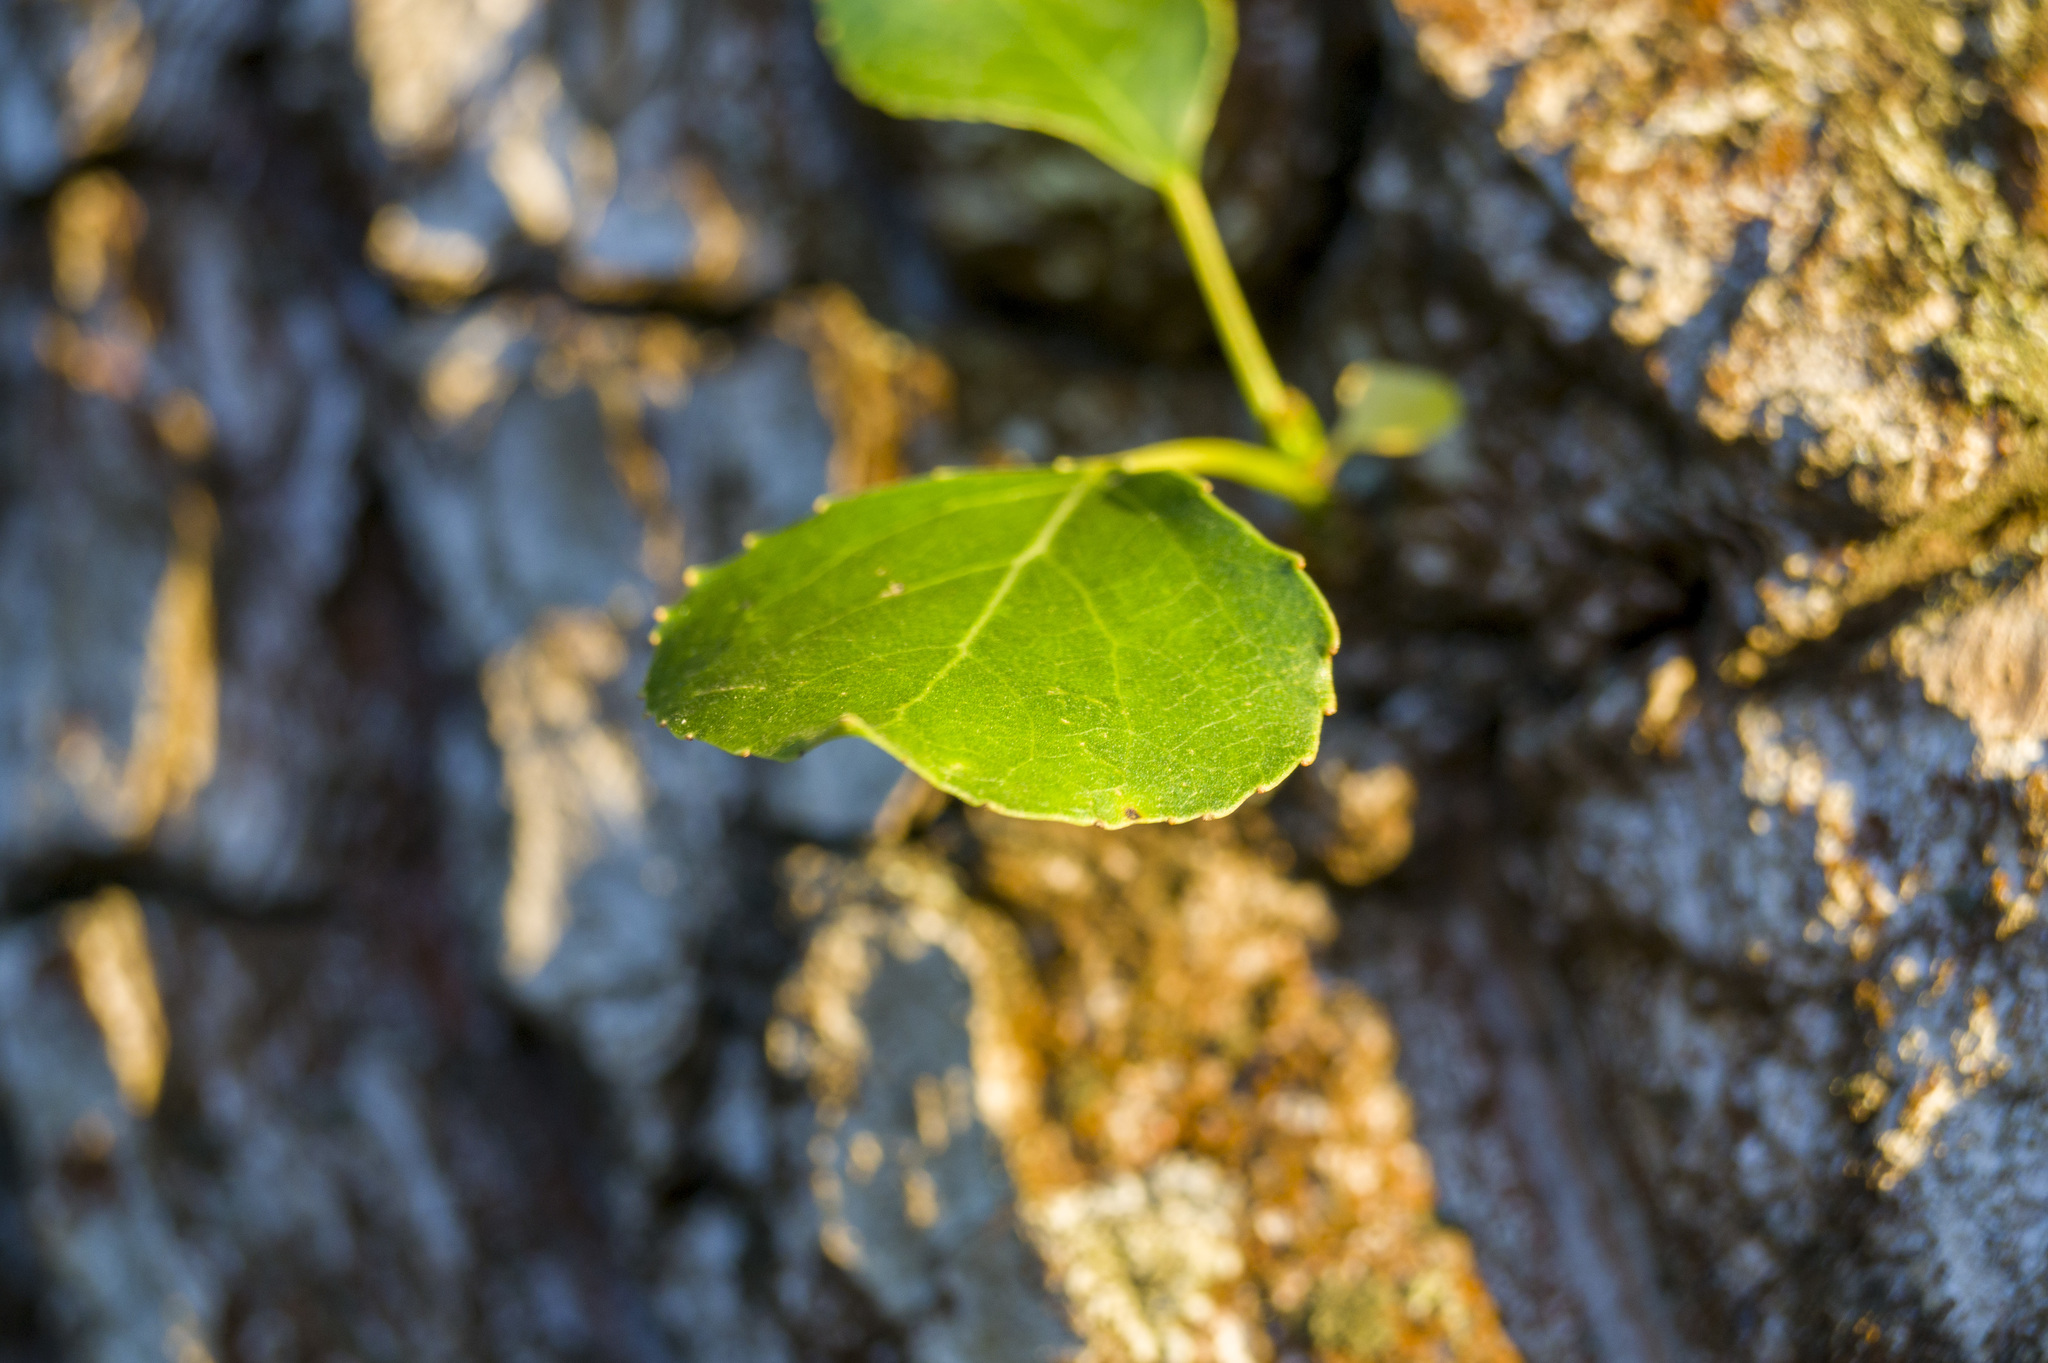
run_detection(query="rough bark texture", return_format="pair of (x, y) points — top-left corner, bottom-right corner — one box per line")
(3, 2), (2046, 1361)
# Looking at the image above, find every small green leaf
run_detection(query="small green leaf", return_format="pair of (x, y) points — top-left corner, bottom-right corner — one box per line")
(814, 0), (1235, 187)
(646, 466), (1335, 827)
(1330, 361), (1464, 458)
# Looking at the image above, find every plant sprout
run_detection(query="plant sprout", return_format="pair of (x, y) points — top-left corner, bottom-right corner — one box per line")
(644, 0), (1460, 827)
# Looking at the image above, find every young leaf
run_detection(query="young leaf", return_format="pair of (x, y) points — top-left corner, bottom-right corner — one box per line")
(813, 0), (1235, 187)
(646, 466), (1335, 827)
(1330, 361), (1464, 457)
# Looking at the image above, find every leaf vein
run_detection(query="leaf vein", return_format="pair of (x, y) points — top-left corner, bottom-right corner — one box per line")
(884, 471), (1098, 726)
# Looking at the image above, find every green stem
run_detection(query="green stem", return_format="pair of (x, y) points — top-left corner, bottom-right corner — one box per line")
(1158, 169), (1326, 464)
(1100, 438), (1331, 508)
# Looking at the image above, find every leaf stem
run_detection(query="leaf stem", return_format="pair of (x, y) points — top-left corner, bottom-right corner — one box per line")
(1158, 169), (1326, 464)
(1103, 438), (1331, 508)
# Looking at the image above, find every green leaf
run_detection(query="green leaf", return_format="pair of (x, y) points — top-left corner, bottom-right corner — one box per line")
(646, 465), (1335, 827)
(1330, 362), (1464, 458)
(813, 0), (1235, 187)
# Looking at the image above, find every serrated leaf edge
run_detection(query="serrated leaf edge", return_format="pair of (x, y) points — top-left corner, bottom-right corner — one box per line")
(649, 462), (1337, 829)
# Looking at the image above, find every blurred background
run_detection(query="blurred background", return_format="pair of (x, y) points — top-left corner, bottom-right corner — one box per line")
(4, 1), (2048, 1360)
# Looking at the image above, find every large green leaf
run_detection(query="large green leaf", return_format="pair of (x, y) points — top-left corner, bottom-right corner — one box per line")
(646, 466), (1335, 826)
(813, 0), (1235, 187)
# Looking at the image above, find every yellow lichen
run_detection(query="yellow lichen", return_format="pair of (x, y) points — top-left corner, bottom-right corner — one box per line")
(37, 169), (154, 403)
(776, 816), (1520, 1363)
(481, 611), (646, 978)
(57, 487), (221, 845)
(561, 158), (753, 304)
(1324, 765), (1418, 888)
(151, 390), (216, 462)
(353, 0), (538, 154)
(1866, 985), (2010, 1189)
(1892, 564), (2048, 778)
(421, 299), (696, 587)
(1633, 654), (1699, 758)
(535, 309), (694, 586)
(60, 886), (170, 1116)
(1738, 703), (1901, 959)
(36, 174), (222, 847)
(47, 170), (144, 312)
(63, 0), (152, 156)
(1396, 0), (2048, 518)
(774, 286), (954, 496)
(364, 206), (493, 304)
(672, 161), (748, 292)
(483, 59), (581, 246)
(1394, 0), (2048, 684)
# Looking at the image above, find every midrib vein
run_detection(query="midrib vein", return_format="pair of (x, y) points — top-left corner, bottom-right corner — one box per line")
(884, 473), (1094, 723)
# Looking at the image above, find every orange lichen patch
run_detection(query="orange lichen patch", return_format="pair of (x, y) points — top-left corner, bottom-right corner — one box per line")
(48, 170), (145, 311)
(420, 298), (697, 586)
(1325, 765), (1418, 887)
(2002, 771), (2048, 939)
(57, 487), (220, 845)
(37, 170), (157, 403)
(483, 59), (581, 247)
(1998, 7), (2048, 235)
(63, 0), (153, 156)
(560, 158), (753, 305)
(1288, 754), (1419, 890)
(1738, 703), (1903, 961)
(777, 815), (1519, 1363)
(536, 310), (694, 586)
(353, 0), (539, 154)
(364, 206), (493, 305)
(151, 390), (215, 462)
(774, 286), (954, 495)
(1633, 654), (1699, 758)
(1395, 0), (2048, 522)
(1398, 0), (2048, 696)
(481, 611), (646, 979)
(35, 174), (224, 845)
(1835, 1069), (1890, 1124)
(60, 887), (170, 1116)
(673, 161), (748, 292)
(1892, 564), (2048, 779)
(1719, 442), (2048, 683)
(35, 311), (149, 401)
(1868, 989), (2010, 1191)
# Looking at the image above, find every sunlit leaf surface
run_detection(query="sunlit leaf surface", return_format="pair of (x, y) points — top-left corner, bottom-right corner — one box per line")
(646, 466), (1335, 825)
(814, 0), (1234, 186)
